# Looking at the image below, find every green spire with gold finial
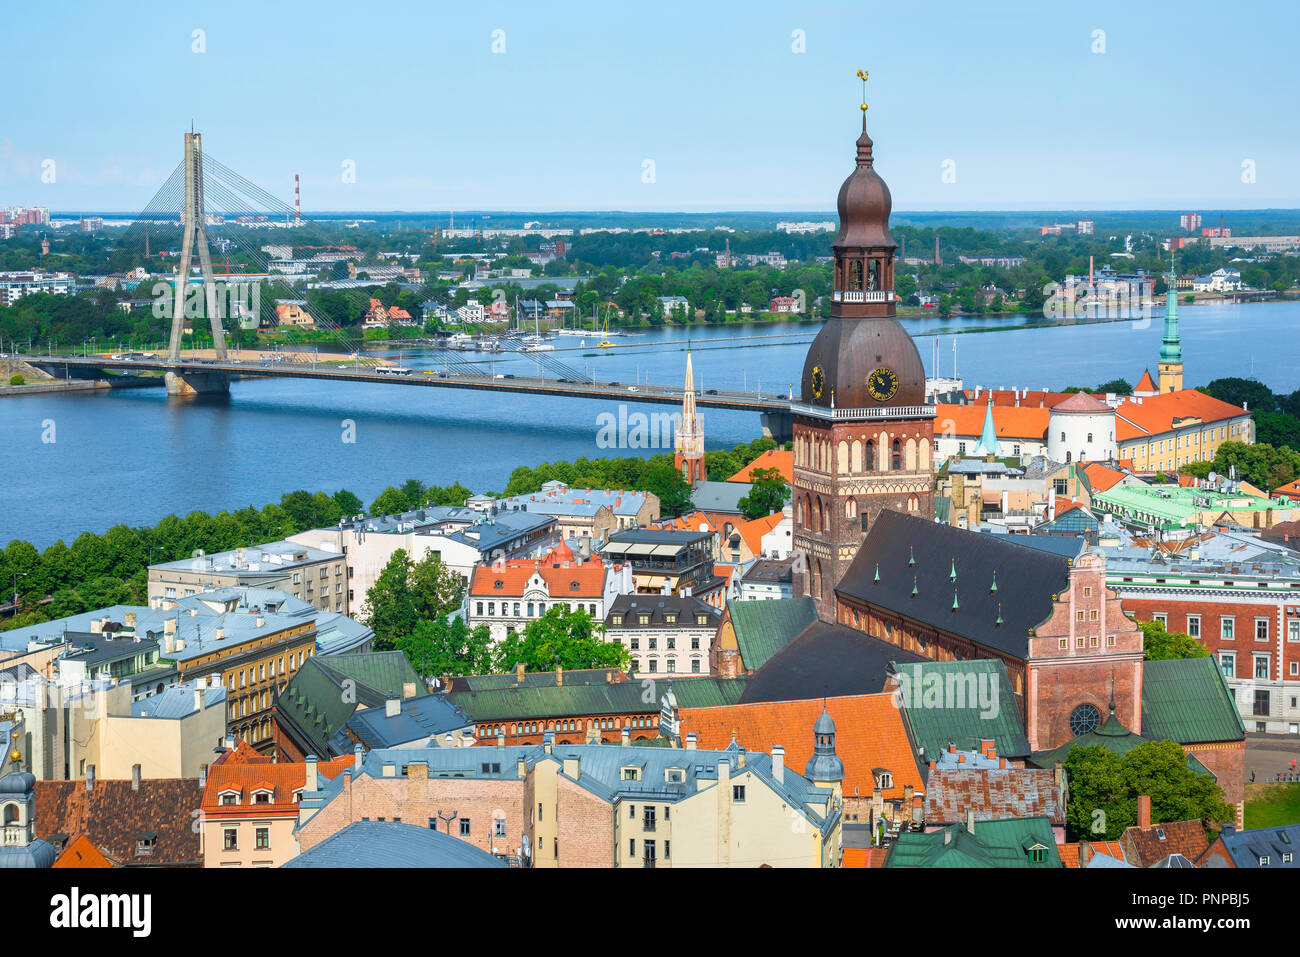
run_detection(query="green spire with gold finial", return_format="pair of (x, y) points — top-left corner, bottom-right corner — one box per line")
(996, 602), (1003, 626)
(908, 545), (915, 567)
(950, 557), (957, 583)
(911, 575), (918, 597)
(990, 570), (998, 594)
(1161, 250), (1182, 364)
(952, 589), (960, 611)
(874, 562), (880, 583)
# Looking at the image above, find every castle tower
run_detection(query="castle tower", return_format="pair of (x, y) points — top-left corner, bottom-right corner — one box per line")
(674, 351), (707, 485)
(793, 77), (936, 619)
(1158, 257), (1183, 394)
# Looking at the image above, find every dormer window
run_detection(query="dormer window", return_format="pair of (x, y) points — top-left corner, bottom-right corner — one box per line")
(1028, 846), (1046, 864)
(621, 767), (641, 781)
(611, 615), (623, 626)
(218, 790), (240, 806)
(252, 789), (273, 804)
(664, 613), (677, 624)
(570, 581), (580, 591)
(665, 768), (684, 784)
(135, 833), (157, 856)
(494, 580), (504, 589)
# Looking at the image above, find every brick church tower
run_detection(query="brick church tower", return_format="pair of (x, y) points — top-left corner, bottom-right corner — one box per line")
(674, 350), (707, 485)
(793, 101), (936, 620)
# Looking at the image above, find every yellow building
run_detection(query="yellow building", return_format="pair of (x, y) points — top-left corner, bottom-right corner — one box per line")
(1115, 390), (1254, 473)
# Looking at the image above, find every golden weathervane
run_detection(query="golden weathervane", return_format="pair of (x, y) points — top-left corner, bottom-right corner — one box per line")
(857, 69), (869, 112)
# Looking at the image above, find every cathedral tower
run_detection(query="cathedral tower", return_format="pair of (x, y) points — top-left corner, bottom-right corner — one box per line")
(793, 79), (936, 619)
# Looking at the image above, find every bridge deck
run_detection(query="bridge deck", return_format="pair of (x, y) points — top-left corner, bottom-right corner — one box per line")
(31, 356), (793, 413)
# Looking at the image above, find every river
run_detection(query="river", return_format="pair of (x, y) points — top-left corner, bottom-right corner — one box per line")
(2, 299), (1297, 548)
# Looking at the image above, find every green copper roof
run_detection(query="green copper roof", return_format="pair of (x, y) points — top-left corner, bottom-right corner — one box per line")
(276, 652), (421, 757)
(726, 597), (818, 673)
(1028, 706), (1212, 777)
(973, 401), (999, 456)
(1142, 657), (1246, 744)
(891, 658), (1031, 759)
(1161, 259), (1182, 363)
(885, 817), (1062, 868)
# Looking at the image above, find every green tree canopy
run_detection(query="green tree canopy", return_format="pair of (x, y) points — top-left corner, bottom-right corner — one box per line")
(493, 605), (630, 673)
(1063, 740), (1233, 841)
(1140, 619), (1209, 660)
(396, 615), (493, 678)
(736, 467), (791, 520)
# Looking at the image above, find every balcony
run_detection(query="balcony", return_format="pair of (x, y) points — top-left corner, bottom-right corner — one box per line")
(832, 290), (894, 303)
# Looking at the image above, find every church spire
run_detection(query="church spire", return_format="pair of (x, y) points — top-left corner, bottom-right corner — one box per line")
(673, 350), (706, 484)
(1158, 252), (1183, 393)
(973, 401), (998, 457)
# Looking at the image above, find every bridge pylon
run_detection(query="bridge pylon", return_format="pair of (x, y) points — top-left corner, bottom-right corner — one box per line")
(168, 131), (227, 362)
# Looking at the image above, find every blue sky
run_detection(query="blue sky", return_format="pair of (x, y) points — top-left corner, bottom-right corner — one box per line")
(4, 0), (1298, 212)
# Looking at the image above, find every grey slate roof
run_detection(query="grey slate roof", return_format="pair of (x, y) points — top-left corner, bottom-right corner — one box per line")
(282, 820), (507, 868)
(1209, 823), (1300, 868)
(334, 694), (474, 751)
(689, 481), (753, 514)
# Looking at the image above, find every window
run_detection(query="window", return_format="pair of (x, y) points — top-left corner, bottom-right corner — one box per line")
(1187, 615), (1201, 638)
(1290, 620), (1300, 643)
(643, 806), (656, 831)
(255, 827), (269, 850)
(1219, 652), (1236, 678)
(1153, 612), (1167, 627)
(459, 818), (471, 837)
(692, 660), (701, 673)
(223, 829), (238, 851)
(1256, 618), (1270, 641)
(1255, 656), (1270, 679)
(1254, 690), (1271, 716)
(494, 819), (507, 838)
(1069, 704), (1101, 735)
(1029, 846), (1047, 864)
(732, 785), (746, 802)
(1222, 617), (1235, 640)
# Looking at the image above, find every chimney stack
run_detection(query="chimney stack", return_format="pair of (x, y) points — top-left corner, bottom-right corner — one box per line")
(385, 697), (401, 718)
(132, 763), (141, 791)
(1079, 840), (1094, 868)
(966, 808), (976, 835)
(304, 755), (320, 793)
(772, 745), (785, 785)
(685, 733), (697, 750)
(1138, 793), (1151, 828)
(555, 665), (564, 687)
(85, 765), (95, 791)
(620, 726), (630, 747)
(515, 661), (526, 685)
(194, 682), (205, 714)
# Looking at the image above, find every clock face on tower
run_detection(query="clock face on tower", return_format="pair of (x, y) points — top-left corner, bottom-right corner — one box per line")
(810, 365), (826, 399)
(866, 366), (899, 403)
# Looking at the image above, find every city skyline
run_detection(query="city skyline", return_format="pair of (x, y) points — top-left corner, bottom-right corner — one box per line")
(4, 0), (1300, 212)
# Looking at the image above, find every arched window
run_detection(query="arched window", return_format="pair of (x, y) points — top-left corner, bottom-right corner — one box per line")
(1087, 433), (1093, 443)
(867, 260), (879, 290)
(864, 440), (875, 472)
(907, 494), (920, 512)
(848, 260), (863, 291)
(2, 802), (18, 826)
(891, 439), (902, 470)
(815, 497), (824, 532)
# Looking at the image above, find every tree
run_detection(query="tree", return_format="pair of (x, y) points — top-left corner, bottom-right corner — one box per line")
(737, 467), (791, 520)
(493, 606), (630, 672)
(409, 551), (465, 620)
(1139, 619), (1208, 660)
(362, 549), (419, 650)
(333, 488), (364, 517)
(369, 486), (410, 517)
(1095, 378), (1132, 395)
(396, 615), (493, 678)
(639, 459), (693, 516)
(1063, 740), (1233, 841)
(1201, 377), (1275, 414)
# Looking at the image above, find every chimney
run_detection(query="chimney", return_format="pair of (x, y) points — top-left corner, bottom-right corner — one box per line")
(772, 745), (785, 785)
(543, 730), (554, 753)
(515, 661), (526, 685)
(1079, 840), (1094, 868)
(1137, 794), (1151, 828)
(979, 738), (995, 759)
(132, 763), (141, 791)
(1054, 761), (1064, 792)
(385, 697), (401, 718)
(402, 681), (417, 700)
(256, 617), (265, 628)
(194, 683), (205, 714)
(304, 755), (319, 793)
(966, 808), (976, 835)
(199, 763), (208, 789)
(496, 729), (505, 747)
(686, 733), (697, 750)
(214, 628), (224, 642)
(85, 765), (95, 791)
(555, 665), (564, 687)
(620, 726), (630, 746)
(718, 755), (731, 791)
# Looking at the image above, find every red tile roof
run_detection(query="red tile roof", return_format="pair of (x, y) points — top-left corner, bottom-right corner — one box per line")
(924, 768), (1065, 826)
(727, 449), (794, 484)
(52, 833), (112, 869)
(467, 548), (609, 598)
(202, 752), (353, 820)
(1057, 840), (1127, 868)
(1053, 391), (1113, 414)
(676, 693), (924, 802)
(841, 847), (888, 868)
(735, 512), (784, 555)
(1081, 462), (1128, 493)
(1121, 819), (1209, 867)
(37, 778), (205, 867)
(1135, 370), (1157, 392)
(935, 403), (1050, 440)
(963, 389), (1074, 409)
(1114, 389), (1248, 441)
